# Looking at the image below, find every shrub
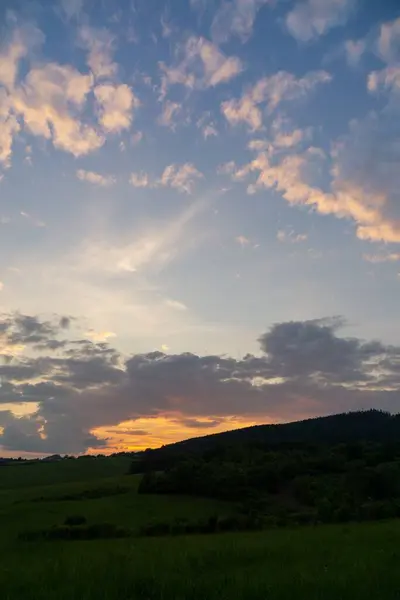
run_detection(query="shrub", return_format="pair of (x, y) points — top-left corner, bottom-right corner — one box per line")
(32, 485), (130, 503)
(64, 515), (87, 526)
(59, 485), (129, 501)
(18, 523), (131, 542)
(139, 514), (264, 538)
(360, 501), (397, 521)
(139, 521), (171, 537)
(290, 510), (317, 526)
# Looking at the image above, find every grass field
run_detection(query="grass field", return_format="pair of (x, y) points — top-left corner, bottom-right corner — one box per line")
(0, 456), (132, 490)
(1, 458), (400, 599)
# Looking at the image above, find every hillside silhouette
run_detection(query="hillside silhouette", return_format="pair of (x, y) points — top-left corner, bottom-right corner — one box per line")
(131, 410), (400, 530)
(131, 410), (400, 471)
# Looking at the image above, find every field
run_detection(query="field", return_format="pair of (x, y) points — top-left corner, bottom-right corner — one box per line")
(1, 458), (400, 599)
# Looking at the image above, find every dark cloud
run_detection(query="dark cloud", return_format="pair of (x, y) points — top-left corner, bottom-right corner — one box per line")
(259, 318), (388, 383)
(59, 316), (71, 329)
(51, 356), (125, 389)
(35, 340), (68, 351)
(178, 418), (223, 429)
(0, 413), (106, 454)
(107, 428), (150, 436)
(7, 314), (57, 344)
(1, 312), (400, 455)
(0, 312), (72, 349)
(0, 363), (45, 383)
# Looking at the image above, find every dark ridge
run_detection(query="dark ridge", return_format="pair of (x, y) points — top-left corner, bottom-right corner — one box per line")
(130, 410), (400, 472)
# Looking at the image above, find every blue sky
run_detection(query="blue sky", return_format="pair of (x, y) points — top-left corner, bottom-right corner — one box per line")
(1, 0), (400, 455)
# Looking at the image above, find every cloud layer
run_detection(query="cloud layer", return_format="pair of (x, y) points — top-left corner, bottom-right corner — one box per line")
(1, 313), (400, 454)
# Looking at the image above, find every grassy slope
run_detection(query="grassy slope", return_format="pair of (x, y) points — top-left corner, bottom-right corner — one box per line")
(2, 522), (400, 599)
(1, 458), (400, 599)
(0, 464), (232, 546)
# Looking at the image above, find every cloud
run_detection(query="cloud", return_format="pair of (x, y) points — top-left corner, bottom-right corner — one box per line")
(79, 26), (118, 80)
(258, 317), (387, 382)
(76, 169), (116, 187)
(13, 62), (105, 156)
(94, 83), (139, 133)
(377, 17), (400, 64)
(286, 0), (356, 42)
(202, 123), (218, 139)
(5, 59), (105, 158)
(60, 317), (71, 329)
(364, 253), (400, 264)
(157, 100), (182, 129)
(159, 163), (203, 194)
(0, 23), (142, 167)
(60, 0), (85, 20)
(128, 164), (203, 194)
(86, 330), (116, 342)
(165, 299), (188, 311)
(273, 128), (309, 148)
(277, 229), (308, 243)
(344, 39), (366, 66)
(160, 12), (175, 39)
(368, 66), (400, 103)
(330, 103), (400, 242)
(0, 415), (106, 455)
(235, 235), (251, 246)
(0, 312), (70, 352)
(73, 196), (208, 274)
(129, 172), (150, 188)
(211, 0), (272, 44)
(2, 314), (400, 454)
(131, 131), (143, 145)
(20, 211), (45, 227)
(0, 90), (20, 167)
(178, 417), (222, 429)
(231, 148), (364, 231)
(159, 36), (243, 97)
(221, 70), (331, 130)
(223, 69), (400, 245)
(217, 160), (242, 178)
(196, 112), (218, 139)
(270, 117), (313, 149)
(0, 24), (43, 91)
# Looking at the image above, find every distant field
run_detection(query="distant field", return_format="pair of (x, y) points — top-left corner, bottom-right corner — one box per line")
(1, 458), (400, 599)
(0, 456), (132, 489)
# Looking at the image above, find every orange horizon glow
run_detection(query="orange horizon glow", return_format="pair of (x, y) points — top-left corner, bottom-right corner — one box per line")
(0, 408), (334, 459)
(90, 414), (284, 455)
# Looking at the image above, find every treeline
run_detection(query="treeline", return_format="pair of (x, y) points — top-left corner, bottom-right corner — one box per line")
(133, 410), (400, 527)
(130, 410), (400, 474)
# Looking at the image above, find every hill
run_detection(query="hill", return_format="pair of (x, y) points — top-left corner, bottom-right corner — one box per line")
(134, 409), (400, 528)
(131, 409), (400, 472)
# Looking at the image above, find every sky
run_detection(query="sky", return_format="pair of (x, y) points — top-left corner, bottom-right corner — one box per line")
(0, 0), (400, 457)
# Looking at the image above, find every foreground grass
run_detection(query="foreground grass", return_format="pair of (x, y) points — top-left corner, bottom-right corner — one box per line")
(2, 521), (400, 599)
(1, 459), (400, 599)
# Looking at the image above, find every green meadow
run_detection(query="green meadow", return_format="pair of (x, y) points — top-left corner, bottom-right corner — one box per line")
(1, 458), (400, 600)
